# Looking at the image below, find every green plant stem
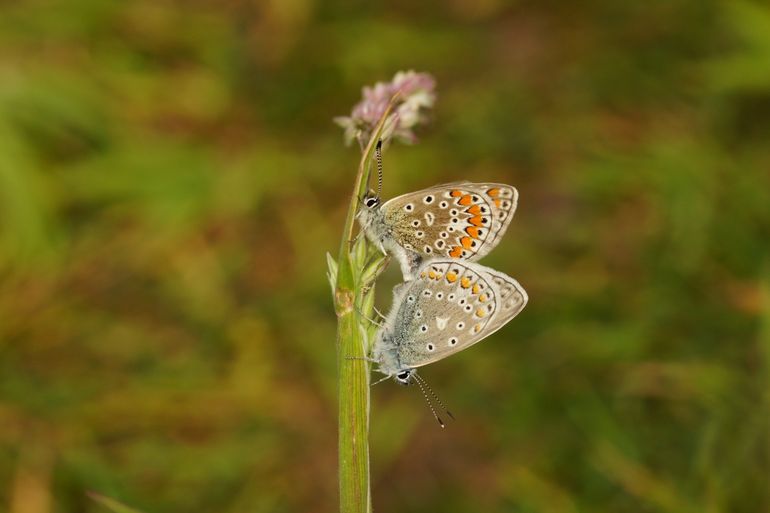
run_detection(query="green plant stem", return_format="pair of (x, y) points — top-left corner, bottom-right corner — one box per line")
(334, 101), (396, 513)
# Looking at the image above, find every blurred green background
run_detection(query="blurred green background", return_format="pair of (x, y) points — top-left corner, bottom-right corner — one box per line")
(1, 0), (768, 512)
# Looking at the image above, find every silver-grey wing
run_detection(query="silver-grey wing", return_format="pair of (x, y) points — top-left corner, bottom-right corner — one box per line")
(390, 260), (527, 369)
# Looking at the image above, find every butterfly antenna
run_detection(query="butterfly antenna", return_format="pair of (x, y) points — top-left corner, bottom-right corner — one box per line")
(412, 373), (446, 428)
(375, 139), (384, 199)
(414, 373), (455, 422)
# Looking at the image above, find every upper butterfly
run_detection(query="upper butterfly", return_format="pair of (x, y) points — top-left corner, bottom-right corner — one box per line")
(357, 183), (518, 280)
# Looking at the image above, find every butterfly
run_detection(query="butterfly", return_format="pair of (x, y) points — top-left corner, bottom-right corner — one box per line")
(357, 182), (518, 280)
(371, 259), (528, 387)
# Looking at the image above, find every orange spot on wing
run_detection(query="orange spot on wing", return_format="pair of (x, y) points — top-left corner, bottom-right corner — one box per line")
(487, 188), (500, 197)
(466, 205), (482, 215)
(450, 190), (463, 197)
(469, 216), (484, 227)
(479, 293), (488, 302)
(420, 272), (426, 278)
(466, 226), (480, 239)
(458, 195), (472, 206)
(476, 308), (486, 317)
(473, 323), (482, 333)
(446, 272), (457, 282)
(461, 237), (473, 249)
(449, 246), (463, 258)
(428, 270), (437, 280)
(494, 199), (502, 207)
(461, 277), (472, 288)
(472, 283), (480, 294)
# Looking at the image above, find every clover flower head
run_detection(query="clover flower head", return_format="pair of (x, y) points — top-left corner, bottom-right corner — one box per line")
(335, 70), (436, 148)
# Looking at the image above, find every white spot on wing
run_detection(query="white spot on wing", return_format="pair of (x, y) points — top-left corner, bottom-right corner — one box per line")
(436, 316), (449, 330)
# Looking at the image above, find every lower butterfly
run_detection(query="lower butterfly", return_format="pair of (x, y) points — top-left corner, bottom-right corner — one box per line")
(371, 259), (528, 386)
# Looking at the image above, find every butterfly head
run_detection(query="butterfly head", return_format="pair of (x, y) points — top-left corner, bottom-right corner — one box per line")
(362, 193), (381, 210)
(394, 368), (415, 386)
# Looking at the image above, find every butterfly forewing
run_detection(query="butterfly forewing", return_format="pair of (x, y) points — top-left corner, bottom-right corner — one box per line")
(380, 183), (517, 265)
(391, 261), (527, 369)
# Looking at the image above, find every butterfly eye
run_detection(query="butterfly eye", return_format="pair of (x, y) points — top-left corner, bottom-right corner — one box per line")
(396, 370), (412, 385)
(364, 197), (379, 208)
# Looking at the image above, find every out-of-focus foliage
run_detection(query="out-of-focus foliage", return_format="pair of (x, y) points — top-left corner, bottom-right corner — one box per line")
(0, 1), (768, 512)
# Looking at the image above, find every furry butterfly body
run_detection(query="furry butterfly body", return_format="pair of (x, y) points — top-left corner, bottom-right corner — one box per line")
(358, 183), (518, 280)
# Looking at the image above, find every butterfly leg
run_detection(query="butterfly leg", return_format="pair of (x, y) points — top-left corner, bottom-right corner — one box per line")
(355, 306), (384, 328)
(345, 355), (378, 363)
(372, 306), (387, 321)
(370, 373), (393, 386)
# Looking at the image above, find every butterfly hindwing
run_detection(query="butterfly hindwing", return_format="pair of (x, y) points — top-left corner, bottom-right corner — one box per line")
(373, 183), (517, 277)
(386, 260), (527, 369)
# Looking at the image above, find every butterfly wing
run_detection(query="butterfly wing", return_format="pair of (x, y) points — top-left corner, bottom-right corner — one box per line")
(379, 183), (518, 265)
(390, 260), (527, 369)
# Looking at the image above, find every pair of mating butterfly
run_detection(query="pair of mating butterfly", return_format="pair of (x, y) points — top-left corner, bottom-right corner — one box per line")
(356, 144), (528, 425)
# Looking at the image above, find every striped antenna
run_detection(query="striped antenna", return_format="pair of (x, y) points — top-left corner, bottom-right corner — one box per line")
(412, 373), (449, 428)
(375, 139), (384, 199)
(414, 372), (455, 422)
